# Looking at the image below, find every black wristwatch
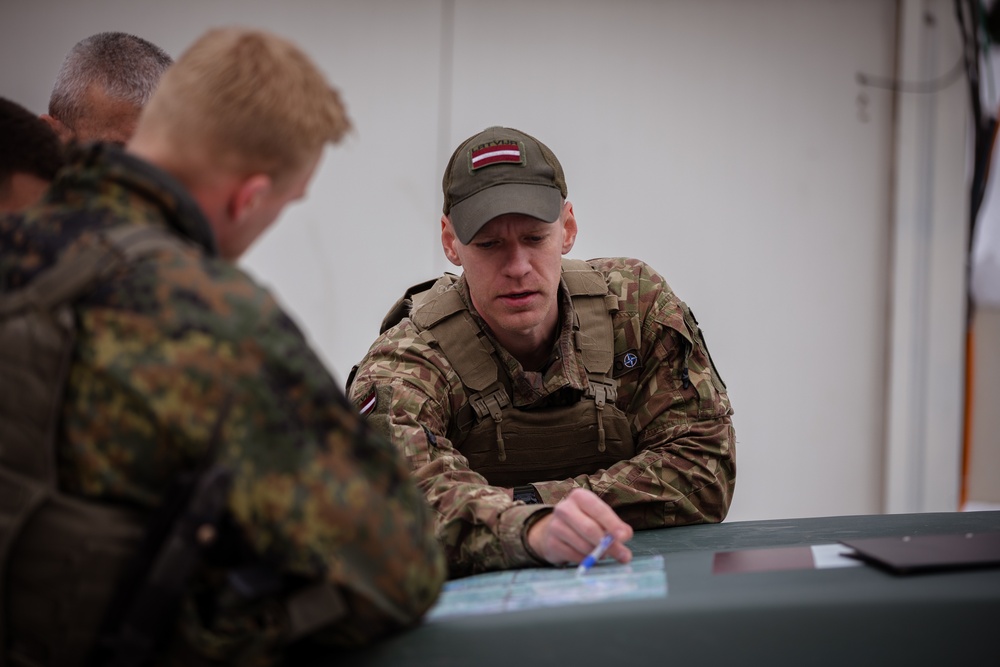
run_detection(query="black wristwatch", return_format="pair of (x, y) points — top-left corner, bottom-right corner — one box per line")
(513, 484), (541, 504)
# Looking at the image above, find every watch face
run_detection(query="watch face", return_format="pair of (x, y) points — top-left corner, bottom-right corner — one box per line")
(514, 486), (540, 504)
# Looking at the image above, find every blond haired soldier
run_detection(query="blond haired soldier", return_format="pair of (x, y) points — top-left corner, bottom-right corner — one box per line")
(0, 29), (444, 664)
(350, 126), (735, 577)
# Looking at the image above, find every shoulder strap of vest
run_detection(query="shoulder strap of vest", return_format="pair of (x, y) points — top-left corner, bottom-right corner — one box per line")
(408, 275), (462, 328)
(561, 258), (618, 378)
(561, 259), (622, 453)
(409, 279), (511, 459)
(412, 284), (500, 393)
(379, 276), (446, 334)
(360, 275), (463, 394)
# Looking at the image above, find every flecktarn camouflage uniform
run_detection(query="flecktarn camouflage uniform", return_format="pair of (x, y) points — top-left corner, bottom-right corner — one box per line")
(0, 145), (446, 663)
(350, 257), (736, 577)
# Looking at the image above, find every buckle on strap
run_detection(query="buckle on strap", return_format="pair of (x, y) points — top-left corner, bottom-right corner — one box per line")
(584, 378), (618, 453)
(469, 387), (510, 421)
(584, 378), (618, 408)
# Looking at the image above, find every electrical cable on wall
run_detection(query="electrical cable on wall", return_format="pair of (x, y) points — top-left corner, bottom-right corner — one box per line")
(853, 1), (996, 234)
(855, 53), (966, 92)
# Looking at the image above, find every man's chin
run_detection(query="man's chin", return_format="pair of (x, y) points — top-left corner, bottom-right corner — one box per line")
(492, 313), (545, 336)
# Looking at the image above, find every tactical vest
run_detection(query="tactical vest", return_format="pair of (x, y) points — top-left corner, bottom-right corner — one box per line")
(406, 259), (635, 488)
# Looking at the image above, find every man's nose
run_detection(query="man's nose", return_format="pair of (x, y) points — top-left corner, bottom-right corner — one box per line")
(502, 244), (532, 277)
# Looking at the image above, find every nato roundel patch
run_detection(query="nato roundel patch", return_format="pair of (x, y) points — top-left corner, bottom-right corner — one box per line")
(613, 349), (643, 378)
(357, 388), (378, 416)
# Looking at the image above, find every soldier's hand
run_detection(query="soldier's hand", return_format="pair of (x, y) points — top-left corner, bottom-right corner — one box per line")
(525, 488), (633, 566)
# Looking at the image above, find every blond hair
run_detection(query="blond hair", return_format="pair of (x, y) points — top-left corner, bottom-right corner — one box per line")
(139, 28), (351, 183)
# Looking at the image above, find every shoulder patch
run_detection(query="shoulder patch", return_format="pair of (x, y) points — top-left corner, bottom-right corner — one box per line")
(613, 349), (643, 378)
(356, 387), (378, 416)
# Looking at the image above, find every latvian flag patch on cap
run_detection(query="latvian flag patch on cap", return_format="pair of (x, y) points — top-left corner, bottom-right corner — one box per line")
(470, 141), (524, 170)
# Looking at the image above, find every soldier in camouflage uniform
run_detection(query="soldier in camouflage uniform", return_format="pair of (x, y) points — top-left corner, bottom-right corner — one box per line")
(0, 28), (445, 664)
(349, 126), (736, 578)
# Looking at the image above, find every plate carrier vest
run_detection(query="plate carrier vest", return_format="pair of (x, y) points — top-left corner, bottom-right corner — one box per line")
(386, 259), (636, 487)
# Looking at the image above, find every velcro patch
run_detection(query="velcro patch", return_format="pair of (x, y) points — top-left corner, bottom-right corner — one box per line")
(470, 141), (524, 170)
(613, 349), (643, 378)
(356, 388), (378, 416)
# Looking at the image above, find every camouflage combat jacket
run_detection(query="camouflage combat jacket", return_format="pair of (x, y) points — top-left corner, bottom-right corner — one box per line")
(349, 258), (736, 577)
(0, 145), (445, 663)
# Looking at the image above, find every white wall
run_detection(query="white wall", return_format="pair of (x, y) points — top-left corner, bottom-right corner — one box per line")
(0, 1), (971, 522)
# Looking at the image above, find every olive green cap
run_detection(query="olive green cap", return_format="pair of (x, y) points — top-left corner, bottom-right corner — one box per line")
(442, 126), (567, 244)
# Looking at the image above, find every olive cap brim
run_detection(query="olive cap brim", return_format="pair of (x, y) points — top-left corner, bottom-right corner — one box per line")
(448, 182), (562, 244)
(442, 126), (567, 244)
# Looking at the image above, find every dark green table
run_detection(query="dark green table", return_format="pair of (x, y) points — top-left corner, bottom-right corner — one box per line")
(332, 511), (1000, 666)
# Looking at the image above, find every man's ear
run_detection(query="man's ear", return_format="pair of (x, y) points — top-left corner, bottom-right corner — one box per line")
(40, 114), (73, 143)
(561, 201), (578, 254)
(441, 215), (463, 266)
(228, 174), (272, 224)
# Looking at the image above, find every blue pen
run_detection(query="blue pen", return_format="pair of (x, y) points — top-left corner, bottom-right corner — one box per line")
(576, 534), (615, 577)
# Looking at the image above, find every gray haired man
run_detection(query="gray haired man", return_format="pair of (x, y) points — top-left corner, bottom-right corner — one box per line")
(41, 31), (172, 145)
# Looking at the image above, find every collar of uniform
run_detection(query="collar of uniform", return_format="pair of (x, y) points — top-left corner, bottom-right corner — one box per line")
(70, 143), (218, 256)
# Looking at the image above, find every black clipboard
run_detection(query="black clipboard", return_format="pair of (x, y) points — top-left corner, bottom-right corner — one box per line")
(839, 532), (1000, 574)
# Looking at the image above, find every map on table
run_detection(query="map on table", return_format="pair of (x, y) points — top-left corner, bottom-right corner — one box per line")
(425, 555), (667, 621)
